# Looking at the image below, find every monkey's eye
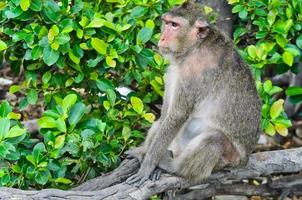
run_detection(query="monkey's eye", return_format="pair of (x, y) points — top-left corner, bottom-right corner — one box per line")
(171, 22), (179, 28)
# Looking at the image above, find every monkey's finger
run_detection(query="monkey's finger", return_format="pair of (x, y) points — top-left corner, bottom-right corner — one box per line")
(155, 169), (162, 180)
(126, 175), (141, 185)
(150, 171), (157, 181)
(125, 175), (137, 184)
(150, 168), (161, 181)
(135, 176), (148, 187)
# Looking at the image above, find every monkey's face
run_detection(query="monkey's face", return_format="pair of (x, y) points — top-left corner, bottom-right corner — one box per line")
(158, 14), (210, 58)
(158, 14), (188, 55)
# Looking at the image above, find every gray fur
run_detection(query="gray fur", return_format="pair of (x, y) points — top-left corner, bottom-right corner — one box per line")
(125, 2), (261, 186)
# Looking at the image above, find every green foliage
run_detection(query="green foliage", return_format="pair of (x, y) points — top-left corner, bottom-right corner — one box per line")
(0, 0), (179, 188)
(229, 0), (301, 136)
(0, 0), (301, 189)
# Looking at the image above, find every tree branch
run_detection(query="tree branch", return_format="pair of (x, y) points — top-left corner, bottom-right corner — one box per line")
(1, 148), (302, 200)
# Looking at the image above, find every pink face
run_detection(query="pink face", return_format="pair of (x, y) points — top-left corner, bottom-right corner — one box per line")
(158, 14), (209, 54)
(158, 14), (188, 52)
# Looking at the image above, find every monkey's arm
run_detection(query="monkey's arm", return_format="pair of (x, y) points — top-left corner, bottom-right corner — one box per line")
(126, 107), (188, 186)
(125, 86), (171, 162)
(124, 121), (162, 162)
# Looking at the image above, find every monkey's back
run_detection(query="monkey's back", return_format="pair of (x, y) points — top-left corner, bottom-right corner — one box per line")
(191, 50), (262, 164)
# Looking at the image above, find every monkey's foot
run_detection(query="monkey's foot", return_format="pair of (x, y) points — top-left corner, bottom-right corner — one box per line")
(126, 173), (149, 187)
(126, 165), (156, 187)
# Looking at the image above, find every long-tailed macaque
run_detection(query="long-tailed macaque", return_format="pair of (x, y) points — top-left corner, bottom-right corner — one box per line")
(125, 0), (261, 186)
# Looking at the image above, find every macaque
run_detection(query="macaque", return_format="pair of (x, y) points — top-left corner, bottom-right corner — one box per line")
(125, 0), (261, 187)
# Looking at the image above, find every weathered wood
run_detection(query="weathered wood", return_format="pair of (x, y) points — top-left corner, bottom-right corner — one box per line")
(1, 148), (302, 200)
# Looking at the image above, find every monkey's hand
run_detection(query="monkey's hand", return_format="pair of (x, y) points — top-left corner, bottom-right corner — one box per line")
(124, 147), (145, 163)
(125, 164), (156, 187)
(150, 167), (163, 181)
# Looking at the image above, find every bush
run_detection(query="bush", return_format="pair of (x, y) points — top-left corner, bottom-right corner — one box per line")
(229, 0), (302, 136)
(0, 0), (185, 188)
(0, 0), (301, 189)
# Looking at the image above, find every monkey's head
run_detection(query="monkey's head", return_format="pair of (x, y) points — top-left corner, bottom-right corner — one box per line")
(158, 1), (211, 58)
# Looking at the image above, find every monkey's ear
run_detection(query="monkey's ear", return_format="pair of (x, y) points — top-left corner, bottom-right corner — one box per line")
(182, 0), (196, 8)
(195, 19), (210, 39)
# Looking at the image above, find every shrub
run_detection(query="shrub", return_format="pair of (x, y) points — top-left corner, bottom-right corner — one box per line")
(0, 0), (185, 188)
(229, 0), (302, 136)
(0, 0), (300, 189)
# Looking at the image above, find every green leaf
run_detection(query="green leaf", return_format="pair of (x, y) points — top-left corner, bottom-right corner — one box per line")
(26, 155), (36, 165)
(105, 56), (116, 68)
(0, 118), (10, 140)
(239, 9), (248, 19)
(9, 85), (21, 94)
(31, 46), (43, 60)
(48, 25), (59, 42)
(228, 0), (239, 4)
(56, 34), (70, 45)
(43, 46), (60, 66)
(6, 125), (26, 138)
(297, 34), (302, 49)
(0, 39), (7, 51)
(20, 0), (30, 11)
(232, 5), (243, 13)
(145, 19), (155, 29)
(42, 71), (52, 84)
(247, 45), (257, 58)
(56, 118), (66, 133)
(54, 177), (72, 184)
(267, 10), (276, 26)
(286, 86), (302, 96)
(41, 0), (60, 23)
(91, 38), (108, 55)
(275, 34), (287, 48)
(103, 101), (110, 110)
(62, 94), (77, 112)
(268, 86), (283, 95)
(130, 97), (144, 114)
(143, 113), (155, 123)
(32, 143), (46, 165)
(96, 78), (114, 92)
(54, 134), (65, 149)
(7, 112), (21, 120)
(263, 80), (272, 93)
(270, 99), (284, 119)
(130, 6), (148, 18)
(275, 123), (288, 137)
(106, 89), (116, 106)
(282, 51), (294, 66)
(137, 27), (153, 44)
(0, 101), (12, 117)
(38, 117), (57, 128)
(35, 170), (50, 185)
(30, 0), (42, 11)
(272, 118), (292, 128)
(68, 103), (86, 126)
(44, 110), (61, 119)
(87, 17), (105, 28)
(265, 122), (276, 136)
(27, 89), (38, 105)
(68, 50), (80, 64)
(122, 126), (131, 141)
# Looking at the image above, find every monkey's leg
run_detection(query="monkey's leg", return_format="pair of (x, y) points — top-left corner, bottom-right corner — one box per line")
(173, 131), (225, 184)
(125, 121), (160, 162)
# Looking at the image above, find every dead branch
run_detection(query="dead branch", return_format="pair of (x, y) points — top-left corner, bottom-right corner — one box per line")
(1, 148), (302, 199)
